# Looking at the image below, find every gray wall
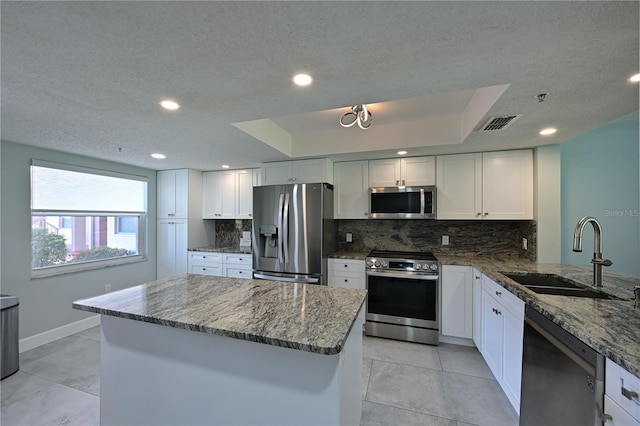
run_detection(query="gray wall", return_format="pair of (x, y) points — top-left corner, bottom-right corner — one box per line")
(0, 141), (158, 339)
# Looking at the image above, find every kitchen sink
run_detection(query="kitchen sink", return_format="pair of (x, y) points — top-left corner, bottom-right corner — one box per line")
(502, 273), (621, 300)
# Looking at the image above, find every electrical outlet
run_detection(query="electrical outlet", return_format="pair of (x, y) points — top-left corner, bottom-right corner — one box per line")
(104, 284), (112, 293)
(442, 235), (449, 246)
(522, 238), (528, 250)
(346, 232), (353, 243)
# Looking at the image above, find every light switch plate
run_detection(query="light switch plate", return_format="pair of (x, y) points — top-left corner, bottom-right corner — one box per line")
(346, 233), (353, 243)
(242, 231), (251, 239)
(442, 235), (449, 246)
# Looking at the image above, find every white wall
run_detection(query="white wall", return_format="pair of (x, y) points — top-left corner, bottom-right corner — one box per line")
(0, 141), (158, 341)
(535, 145), (561, 263)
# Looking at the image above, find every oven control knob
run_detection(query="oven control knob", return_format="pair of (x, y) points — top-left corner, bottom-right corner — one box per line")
(414, 264), (421, 270)
(366, 259), (374, 267)
(374, 260), (381, 267)
(381, 260), (388, 268)
(429, 264), (438, 271)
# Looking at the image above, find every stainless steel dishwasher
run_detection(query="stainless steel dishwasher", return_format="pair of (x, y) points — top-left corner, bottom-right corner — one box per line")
(519, 306), (607, 426)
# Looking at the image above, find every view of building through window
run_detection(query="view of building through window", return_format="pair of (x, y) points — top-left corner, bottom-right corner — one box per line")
(30, 161), (147, 273)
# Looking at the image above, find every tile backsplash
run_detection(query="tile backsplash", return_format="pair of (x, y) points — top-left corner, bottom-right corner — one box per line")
(336, 219), (536, 260)
(211, 219), (252, 247)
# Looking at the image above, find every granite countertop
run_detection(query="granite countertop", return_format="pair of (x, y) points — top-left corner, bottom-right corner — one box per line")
(73, 274), (366, 355)
(189, 245), (252, 254)
(329, 250), (640, 377)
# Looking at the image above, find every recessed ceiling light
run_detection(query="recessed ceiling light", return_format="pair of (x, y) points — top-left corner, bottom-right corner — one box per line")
(629, 73), (640, 83)
(160, 100), (180, 110)
(221, 164), (230, 169)
(293, 73), (313, 86)
(539, 128), (557, 136)
(397, 150), (408, 155)
(151, 153), (166, 159)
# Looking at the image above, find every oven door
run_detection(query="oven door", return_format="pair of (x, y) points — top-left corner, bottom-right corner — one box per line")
(366, 270), (439, 329)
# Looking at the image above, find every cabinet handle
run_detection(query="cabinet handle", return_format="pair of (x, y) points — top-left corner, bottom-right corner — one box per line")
(495, 291), (502, 296)
(492, 308), (502, 315)
(402, 180), (405, 185)
(484, 212), (489, 216)
(395, 180), (399, 185)
(344, 279), (348, 282)
(239, 271), (243, 274)
(364, 212), (368, 216)
(621, 386), (639, 401)
(475, 275), (481, 279)
(248, 214), (252, 217)
(476, 212), (482, 216)
(344, 264), (348, 268)
(239, 258), (243, 261)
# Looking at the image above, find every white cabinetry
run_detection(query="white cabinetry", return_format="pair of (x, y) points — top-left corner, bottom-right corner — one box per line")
(472, 269), (483, 349)
(368, 156), (435, 187)
(479, 274), (524, 413)
(605, 358), (640, 425)
(222, 253), (252, 279)
(436, 150), (533, 220)
(333, 161), (370, 219)
(203, 169), (256, 219)
(328, 259), (366, 290)
(441, 265), (473, 340)
(260, 158), (333, 185)
(157, 169), (207, 279)
(188, 251), (222, 276)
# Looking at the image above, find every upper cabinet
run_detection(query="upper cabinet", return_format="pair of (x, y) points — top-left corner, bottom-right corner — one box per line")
(368, 156), (435, 187)
(260, 158), (333, 186)
(333, 161), (370, 219)
(203, 169), (257, 219)
(157, 169), (203, 219)
(436, 150), (533, 220)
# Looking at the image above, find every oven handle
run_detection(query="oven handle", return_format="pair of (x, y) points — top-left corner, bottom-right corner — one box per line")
(366, 270), (439, 281)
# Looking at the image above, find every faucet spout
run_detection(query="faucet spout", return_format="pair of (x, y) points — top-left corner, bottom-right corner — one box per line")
(572, 216), (612, 287)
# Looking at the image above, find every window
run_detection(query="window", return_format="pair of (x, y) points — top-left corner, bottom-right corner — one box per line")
(30, 160), (148, 276)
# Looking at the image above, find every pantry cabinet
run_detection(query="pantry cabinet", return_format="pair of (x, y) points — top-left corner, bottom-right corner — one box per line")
(157, 169), (207, 279)
(260, 158), (333, 185)
(368, 156), (435, 187)
(441, 265), (473, 340)
(203, 169), (256, 219)
(333, 161), (370, 219)
(436, 150), (533, 220)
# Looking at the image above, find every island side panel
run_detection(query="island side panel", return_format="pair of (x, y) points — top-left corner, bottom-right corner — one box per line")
(100, 315), (362, 426)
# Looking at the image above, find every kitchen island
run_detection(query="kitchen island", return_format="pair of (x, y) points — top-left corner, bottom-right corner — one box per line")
(73, 274), (367, 426)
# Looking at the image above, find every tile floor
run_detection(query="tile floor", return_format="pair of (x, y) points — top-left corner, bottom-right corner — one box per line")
(0, 327), (518, 426)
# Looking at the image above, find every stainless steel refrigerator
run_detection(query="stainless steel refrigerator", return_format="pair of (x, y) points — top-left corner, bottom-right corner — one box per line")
(252, 183), (336, 285)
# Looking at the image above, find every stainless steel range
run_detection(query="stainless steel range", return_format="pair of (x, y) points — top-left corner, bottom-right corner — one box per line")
(365, 250), (440, 345)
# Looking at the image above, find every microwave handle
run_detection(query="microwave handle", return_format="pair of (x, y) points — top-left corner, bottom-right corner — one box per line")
(420, 188), (425, 215)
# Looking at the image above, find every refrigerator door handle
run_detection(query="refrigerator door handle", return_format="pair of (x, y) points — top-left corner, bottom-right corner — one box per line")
(282, 193), (290, 264)
(277, 193), (284, 264)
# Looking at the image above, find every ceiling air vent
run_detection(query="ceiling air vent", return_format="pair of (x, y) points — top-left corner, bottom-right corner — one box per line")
(478, 114), (522, 132)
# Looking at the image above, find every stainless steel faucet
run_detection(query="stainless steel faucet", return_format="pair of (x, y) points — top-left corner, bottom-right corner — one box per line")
(572, 216), (613, 287)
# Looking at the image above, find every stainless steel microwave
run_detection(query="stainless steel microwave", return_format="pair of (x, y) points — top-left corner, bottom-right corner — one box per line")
(369, 186), (436, 219)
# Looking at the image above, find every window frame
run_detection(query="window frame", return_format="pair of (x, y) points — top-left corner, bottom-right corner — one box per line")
(30, 160), (149, 278)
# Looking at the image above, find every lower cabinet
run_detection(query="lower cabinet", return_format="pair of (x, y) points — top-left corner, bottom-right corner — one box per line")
(479, 274), (524, 414)
(472, 269), (483, 349)
(188, 251), (252, 279)
(441, 265), (473, 340)
(157, 219), (188, 279)
(605, 358), (640, 425)
(328, 258), (366, 327)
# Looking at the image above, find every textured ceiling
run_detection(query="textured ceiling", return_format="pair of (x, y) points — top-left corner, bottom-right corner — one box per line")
(1, 1), (638, 171)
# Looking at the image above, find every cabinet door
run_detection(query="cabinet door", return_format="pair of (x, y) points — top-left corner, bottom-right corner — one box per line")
(441, 265), (473, 339)
(236, 169), (253, 219)
(481, 290), (504, 380)
(202, 172), (218, 219)
(502, 307), (524, 408)
(436, 153), (483, 219)
(261, 162), (292, 185)
(216, 170), (236, 219)
(472, 270), (483, 349)
(482, 150), (533, 220)
(157, 219), (187, 279)
(334, 161), (370, 219)
(368, 159), (401, 187)
(292, 158), (333, 184)
(402, 157), (435, 186)
(158, 170), (189, 218)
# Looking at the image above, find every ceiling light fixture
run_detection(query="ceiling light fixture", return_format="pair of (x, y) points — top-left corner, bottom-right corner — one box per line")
(339, 104), (373, 130)
(397, 150), (408, 155)
(151, 153), (166, 159)
(221, 165), (230, 169)
(160, 100), (180, 110)
(539, 128), (557, 136)
(293, 73), (313, 86)
(629, 73), (640, 83)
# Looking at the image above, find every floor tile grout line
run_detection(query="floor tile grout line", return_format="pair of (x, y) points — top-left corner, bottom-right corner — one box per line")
(12, 368), (100, 399)
(362, 399), (459, 424)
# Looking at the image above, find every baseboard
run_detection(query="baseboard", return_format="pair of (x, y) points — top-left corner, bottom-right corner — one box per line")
(439, 335), (476, 347)
(19, 315), (101, 353)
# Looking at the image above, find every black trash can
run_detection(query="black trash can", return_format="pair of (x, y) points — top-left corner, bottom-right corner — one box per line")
(1, 295), (19, 380)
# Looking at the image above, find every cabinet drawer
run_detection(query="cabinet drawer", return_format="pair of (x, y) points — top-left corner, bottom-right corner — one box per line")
(328, 259), (365, 274)
(330, 275), (365, 290)
(223, 253), (252, 265)
(482, 275), (524, 318)
(189, 264), (222, 276)
(188, 252), (222, 266)
(605, 395), (640, 425)
(225, 266), (252, 279)
(606, 358), (640, 422)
